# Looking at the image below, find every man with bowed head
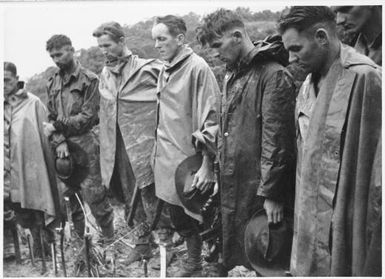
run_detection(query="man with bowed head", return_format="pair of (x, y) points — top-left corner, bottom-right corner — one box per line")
(279, 6), (381, 276)
(197, 8), (296, 276)
(44, 34), (115, 262)
(151, 15), (220, 277)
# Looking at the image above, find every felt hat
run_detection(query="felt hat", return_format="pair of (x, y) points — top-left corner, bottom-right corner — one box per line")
(175, 153), (214, 215)
(244, 209), (293, 277)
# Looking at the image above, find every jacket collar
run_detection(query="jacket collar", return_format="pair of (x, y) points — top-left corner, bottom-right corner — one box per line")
(164, 45), (193, 72)
(4, 89), (28, 105)
(105, 49), (133, 74)
(339, 43), (379, 69)
(55, 60), (81, 85)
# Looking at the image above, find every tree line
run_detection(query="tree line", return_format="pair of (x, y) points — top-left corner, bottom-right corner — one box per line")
(26, 7), (285, 104)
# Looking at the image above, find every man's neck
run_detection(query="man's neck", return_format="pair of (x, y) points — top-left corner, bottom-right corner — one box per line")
(61, 59), (77, 76)
(239, 39), (255, 61)
(168, 45), (184, 64)
(120, 47), (131, 58)
(318, 41), (340, 77)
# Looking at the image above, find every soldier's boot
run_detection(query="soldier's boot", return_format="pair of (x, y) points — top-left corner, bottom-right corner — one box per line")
(174, 234), (203, 277)
(125, 231), (153, 265)
(101, 223), (115, 266)
(206, 263), (228, 277)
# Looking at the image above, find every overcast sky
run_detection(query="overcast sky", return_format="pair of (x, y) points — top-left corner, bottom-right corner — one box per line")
(1, 0), (381, 80)
(1, 1), (287, 80)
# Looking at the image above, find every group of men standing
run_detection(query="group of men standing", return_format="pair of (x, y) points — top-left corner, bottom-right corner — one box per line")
(4, 5), (381, 277)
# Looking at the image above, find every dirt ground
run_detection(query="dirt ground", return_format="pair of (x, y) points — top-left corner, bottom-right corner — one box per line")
(3, 202), (255, 277)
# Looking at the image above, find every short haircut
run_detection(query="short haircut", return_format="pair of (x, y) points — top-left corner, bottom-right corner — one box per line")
(332, 6), (354, 13)
(196, 9), (245, 46)
(154, 15), (187, 36)
(4, 61), (17, 76)
(93, 21), (125, 43)
(278, 6), (336, 34)
(46, 34), (72, 51)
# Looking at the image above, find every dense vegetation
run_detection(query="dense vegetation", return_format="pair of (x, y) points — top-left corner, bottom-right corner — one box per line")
(26, 7), (286, 103)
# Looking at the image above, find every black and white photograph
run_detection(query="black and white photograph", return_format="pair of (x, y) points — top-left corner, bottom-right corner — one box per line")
(1, 0), (382, 277)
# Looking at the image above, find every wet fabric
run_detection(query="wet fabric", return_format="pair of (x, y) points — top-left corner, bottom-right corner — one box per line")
(153, 45), (220, 222)
(4, 91), (60, 225)
(47, 62), (114, 236)
(291, 44), (382, 276)
(99, 51), (162, 190)
(353, 32), (382, 66)
(218, 40), (296, 270)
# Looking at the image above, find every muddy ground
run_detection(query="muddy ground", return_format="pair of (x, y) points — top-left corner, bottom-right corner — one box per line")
(3, 202), (255, 277)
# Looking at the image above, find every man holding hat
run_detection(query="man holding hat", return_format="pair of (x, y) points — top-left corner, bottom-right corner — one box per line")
(43, 34), (115, 260)
(152, 15), (220, 277)
(197, 9), (296, 276)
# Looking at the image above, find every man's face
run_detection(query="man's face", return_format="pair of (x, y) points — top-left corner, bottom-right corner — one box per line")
(336, 6), (372, 35)
(152, 23), (181, 62)
(48, 45), (74, 70)
(97, 34), (125, 62)
(209, 32), (241, 68)
(3, 70), (18, 96)
(282, 27), (326, 75)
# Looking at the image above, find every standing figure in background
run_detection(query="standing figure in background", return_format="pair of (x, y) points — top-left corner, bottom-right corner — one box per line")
(3, 61), (60, 259)
(152, 15), (220, 277)
(334, 5), (382, 65)
(279, 6), (382, 276)
(43, 35), (115, 261)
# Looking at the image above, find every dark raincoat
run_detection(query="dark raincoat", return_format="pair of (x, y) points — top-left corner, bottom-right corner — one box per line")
(218, 38), (296, 270)
(291, 44), (382, 276)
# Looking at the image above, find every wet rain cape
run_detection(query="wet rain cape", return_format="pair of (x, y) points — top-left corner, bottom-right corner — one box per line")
(291, 44), (382, 276)
(99, 51), (162, 191)
(153, 45), (220, 222)
(4, 91), (59, 225)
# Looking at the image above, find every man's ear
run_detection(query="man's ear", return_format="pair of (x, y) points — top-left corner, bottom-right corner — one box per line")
(314, 28), (329, 46)
(118, 36), (126, 46)
(231, 30), (243, 43)
(176, 33), (185, 46)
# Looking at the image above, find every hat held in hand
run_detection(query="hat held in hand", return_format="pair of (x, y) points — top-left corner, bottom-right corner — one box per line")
(175, 153), (214, 215)
(244, 209), (293, 276)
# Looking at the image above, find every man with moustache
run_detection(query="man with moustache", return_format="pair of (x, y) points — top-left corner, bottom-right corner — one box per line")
(92, 22), (172, 264)
(44, 34), (115, 261)
(334, 6), (382, 65)
(152, 15), (220, 277)
(197, 9), (296, 276)
(279, 6), (381, 276)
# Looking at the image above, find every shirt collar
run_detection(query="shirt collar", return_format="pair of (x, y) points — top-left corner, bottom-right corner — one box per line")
(164, 45), (193, 72)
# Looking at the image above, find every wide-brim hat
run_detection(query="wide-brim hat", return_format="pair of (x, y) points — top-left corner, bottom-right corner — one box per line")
(55, 155), (74, 180)
(175, 153), (213, 215)
(54, 142), (88, 188)
(244, 209), (293, 277)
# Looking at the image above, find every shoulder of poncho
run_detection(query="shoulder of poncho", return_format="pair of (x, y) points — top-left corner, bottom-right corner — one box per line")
(340, 44), (380, 72)
(188, 53), (211, 72)
(79, 66), (98, 81)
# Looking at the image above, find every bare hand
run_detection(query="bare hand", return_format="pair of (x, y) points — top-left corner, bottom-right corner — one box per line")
(264, 199), (284, 224)
(56, 142), (69, 158)
(191, 156), (215, 194)
(43, 122), (56, 137)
